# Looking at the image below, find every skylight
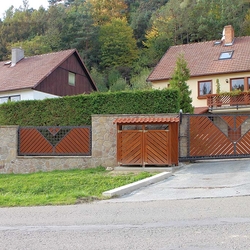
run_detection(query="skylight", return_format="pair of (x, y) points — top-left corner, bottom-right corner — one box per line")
(219, 51), (234, 60)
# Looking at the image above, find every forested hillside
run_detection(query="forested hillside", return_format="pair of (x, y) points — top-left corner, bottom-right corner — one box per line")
(1, 0), (250, 91)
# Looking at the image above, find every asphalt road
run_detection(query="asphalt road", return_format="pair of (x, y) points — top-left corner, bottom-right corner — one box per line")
(0, 197), (250, 249)
(1, 159), (250, 249)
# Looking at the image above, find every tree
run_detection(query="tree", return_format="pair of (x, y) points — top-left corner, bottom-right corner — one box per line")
(169, 54), (193, 113)
(88, 0), (127, 25)
(67, 0), (99, 67)
(11, 35), (52, 56)
(147, 0), (250, 46)
(43, 5), (67, 50)
(128, 0), (168, 47)
(129, 68), (152, 90)
(98, 18), (138, 70)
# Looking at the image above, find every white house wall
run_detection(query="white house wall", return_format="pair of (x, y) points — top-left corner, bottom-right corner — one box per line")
(152, 71), (250, 107)
(0, 89), (59, 103)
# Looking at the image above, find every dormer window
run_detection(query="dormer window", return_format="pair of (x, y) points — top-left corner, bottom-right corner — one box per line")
(219, 51), (233, 60)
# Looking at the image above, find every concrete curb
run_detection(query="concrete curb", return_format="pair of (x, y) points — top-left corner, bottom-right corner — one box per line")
(102, 172), (172, 198)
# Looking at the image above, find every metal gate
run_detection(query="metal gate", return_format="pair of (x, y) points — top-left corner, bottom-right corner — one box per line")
(179, 114), (250, 161)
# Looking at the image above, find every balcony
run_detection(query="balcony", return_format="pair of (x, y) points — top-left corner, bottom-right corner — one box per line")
(207, 92), (250, 112)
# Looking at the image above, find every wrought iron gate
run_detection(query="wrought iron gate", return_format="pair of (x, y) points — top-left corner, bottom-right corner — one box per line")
(179, 114), (250, 161)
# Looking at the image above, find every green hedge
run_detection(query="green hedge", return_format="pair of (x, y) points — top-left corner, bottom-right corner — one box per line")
(0, 89), (180, 126)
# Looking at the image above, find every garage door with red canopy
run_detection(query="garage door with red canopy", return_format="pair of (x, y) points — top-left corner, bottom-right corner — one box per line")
(114, 116), (179, 167)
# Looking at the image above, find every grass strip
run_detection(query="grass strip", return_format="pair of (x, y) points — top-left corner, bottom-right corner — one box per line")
(0, 166), (154, 207)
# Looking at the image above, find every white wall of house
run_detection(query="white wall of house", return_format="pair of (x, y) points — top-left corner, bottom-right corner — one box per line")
(151, 72), (250, 107)
(0, 89), (59, 104)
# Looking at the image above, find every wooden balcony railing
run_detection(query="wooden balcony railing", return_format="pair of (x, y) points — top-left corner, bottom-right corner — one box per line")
(207, 92), (250, 109)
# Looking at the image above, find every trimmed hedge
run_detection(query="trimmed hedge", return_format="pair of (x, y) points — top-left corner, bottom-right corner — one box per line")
(0, 89), (180, 126)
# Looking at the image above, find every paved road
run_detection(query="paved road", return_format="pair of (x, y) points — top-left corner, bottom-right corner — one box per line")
(1, 159), (250, 249)
(106, 159), (250, 202)
(1, 197), (250, 249)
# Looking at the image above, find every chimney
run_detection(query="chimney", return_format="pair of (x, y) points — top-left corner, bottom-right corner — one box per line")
(222, 25), (234, 45)
(11, 47), (24, 67)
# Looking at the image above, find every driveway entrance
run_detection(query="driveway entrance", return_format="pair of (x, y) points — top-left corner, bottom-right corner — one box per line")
(180, 114), (250, 161)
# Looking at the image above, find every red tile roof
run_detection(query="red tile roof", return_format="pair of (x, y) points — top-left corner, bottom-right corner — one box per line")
(0, 49), (83, 92)
(113, 116), (179, 124)
(147, 36), (250, 81)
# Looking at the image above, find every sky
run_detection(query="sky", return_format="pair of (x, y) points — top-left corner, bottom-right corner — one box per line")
(0, 0), (49, 19)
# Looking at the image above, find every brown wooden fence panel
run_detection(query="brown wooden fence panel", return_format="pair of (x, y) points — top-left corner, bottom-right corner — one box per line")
(144, 130), (169, 165)
(180, 114), (250, 161)
(18, 126), (91, 156)
(190, 116), (234, 157)
(117, 130), (143, 165)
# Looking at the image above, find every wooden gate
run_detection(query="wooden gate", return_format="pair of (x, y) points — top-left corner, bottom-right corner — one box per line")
(117, 129), (169, 166)
(114, 116), (179, 167)
(179, 114), (250, 161)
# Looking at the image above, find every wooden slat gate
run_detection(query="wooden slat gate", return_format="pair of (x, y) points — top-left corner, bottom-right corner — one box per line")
(18, 126), (91, 156)
(117, 129), (170, 166)
(115, 116), (180, 167)
(179, 114), (250, 161)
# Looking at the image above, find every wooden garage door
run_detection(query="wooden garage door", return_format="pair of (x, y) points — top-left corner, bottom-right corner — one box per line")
(117, 129), (169, 166)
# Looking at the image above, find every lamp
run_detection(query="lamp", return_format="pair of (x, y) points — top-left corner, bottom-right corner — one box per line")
(226, 79), (229, 83)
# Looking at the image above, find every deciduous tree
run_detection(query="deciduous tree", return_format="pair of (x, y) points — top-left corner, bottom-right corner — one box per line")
(98, 18), (138, 70)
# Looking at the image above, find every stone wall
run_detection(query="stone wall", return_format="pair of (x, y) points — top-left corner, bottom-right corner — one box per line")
(0, 114), (179, 174)
(0, 126), (91, 174)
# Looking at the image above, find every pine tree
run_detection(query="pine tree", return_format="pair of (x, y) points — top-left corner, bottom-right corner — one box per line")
(170, 54), (194, 113)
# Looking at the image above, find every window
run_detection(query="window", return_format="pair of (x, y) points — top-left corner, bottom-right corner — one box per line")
(219, 51), (233, 60)
(198, 81), (212, 98)
(248, 78), (250, 90)
(68, 72), (76, 86)
(0, 97), (9, 104)
(0, 95), (20, 104)
(10, 95), (20, 102)
(231, 78), (244, 91)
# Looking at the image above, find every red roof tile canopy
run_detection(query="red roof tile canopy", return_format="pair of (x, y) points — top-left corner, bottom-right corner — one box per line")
(113, 116), (179, 124)
(147, 36), (250, 81)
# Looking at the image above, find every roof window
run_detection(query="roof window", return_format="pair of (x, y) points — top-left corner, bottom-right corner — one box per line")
(219, 51), (233, 60)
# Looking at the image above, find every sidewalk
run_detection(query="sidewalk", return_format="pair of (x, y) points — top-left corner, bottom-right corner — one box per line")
(103, 158), (250, 202)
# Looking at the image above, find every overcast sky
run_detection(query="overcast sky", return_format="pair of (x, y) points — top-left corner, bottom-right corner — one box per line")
(0, 0), (49, 19)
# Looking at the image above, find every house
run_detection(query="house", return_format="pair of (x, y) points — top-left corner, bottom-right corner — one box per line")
(0, 48), (98, 103)
(147, 25), (250, 113)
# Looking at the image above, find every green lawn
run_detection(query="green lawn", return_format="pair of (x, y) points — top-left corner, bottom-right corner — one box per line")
(0, 167), (153, 207)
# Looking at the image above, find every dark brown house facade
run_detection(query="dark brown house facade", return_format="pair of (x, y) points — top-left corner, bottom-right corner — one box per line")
(0, 48), (97, 103)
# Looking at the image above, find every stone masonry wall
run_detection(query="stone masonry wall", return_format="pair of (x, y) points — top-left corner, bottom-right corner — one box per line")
(90, 113), (179, 168)
(0, 126), (91, 174)
(0, 113), (179, 174)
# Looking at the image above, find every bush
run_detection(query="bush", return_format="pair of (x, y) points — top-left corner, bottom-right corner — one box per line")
(0, 89), (180, 126)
